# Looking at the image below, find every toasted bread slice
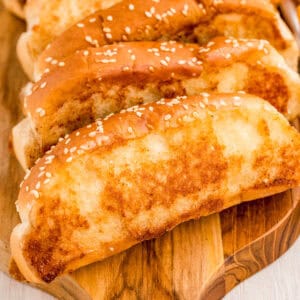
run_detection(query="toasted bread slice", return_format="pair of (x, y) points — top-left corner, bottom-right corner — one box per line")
(31, 0), (298, 80)
(11, 93), (300, 283)
(13, 38), (300, 169)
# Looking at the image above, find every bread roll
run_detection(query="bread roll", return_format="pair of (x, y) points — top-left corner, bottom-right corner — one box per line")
(11, 93), (300, 283)
(32, 0), (298, 80)
(16, 0), (122, 77)
(13, 38), (300, 169)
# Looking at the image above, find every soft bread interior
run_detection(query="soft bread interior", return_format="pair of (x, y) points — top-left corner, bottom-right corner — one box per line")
(12, 117), (40, 169)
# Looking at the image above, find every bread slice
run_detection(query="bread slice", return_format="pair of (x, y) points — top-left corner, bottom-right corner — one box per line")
(31, 0), (298, 80)
(16, 0), (122, 77)
(3, 0), (26, 18)
(13, 38), (300, 169)
(11, 93), (300, 283)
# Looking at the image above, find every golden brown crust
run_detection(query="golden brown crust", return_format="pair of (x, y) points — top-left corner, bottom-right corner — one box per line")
(34, 0), (298, 79)
(16, 38), (300, 169)
(11, 93), (300, 283)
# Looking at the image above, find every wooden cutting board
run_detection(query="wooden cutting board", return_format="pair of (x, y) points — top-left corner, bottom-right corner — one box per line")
(0, 4), (299, 300)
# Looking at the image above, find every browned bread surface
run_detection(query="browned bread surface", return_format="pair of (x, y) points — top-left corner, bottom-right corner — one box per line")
(14, 38), (300, 169)
(10, 93), (300, 283)
(33, 0), (298, 79)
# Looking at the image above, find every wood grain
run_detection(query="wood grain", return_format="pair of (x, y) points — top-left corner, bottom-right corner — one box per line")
(0, 3), (299, 300)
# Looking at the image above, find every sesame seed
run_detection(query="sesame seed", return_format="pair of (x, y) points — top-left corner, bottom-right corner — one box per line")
(130, 54), (136, 61)
(85, 35), (93, 43)
(89, 17), (96, 23)
(109, 247), (114, 251)
(51, 59), (58, 65)
(65, 138), (71, 145)
(45, 172), (52, 178)
(40, 82), (47, 89)
(155, 14), (162, 21)
(36, 107), (46, 117)
(149, 65), (154, 72)
(66, 157), (73, 163)
(105, 33), (113, 39)
(44, 179), (50, 184)
(145, 11), (152, 18)
(38, 171), (45, 178)
(58, 62), (65, 67)
(125, 26), (131, 34)
(128, 126), (133, 133)
(31, 190), (39, 199)
(103, 27), (111, 33)
(25, 186), (29, 192)
(122, 66), (130, 71)
(136, 111), (143, 117)
(182, 4), (189, 16)
(201, 92), (210, 97)
(178, 60), (186, 65)
(160, 59), (168, 66)
(150, 6), (155, 14)
(89, 131), (97, 137)
(164, 114), (171, 121)
(107, 15), (113, 21)
(97, 58), (117, 63)
(225, 53), (231, 59)
(70, 147), (77, 153)
(35, 182), (41, 189)
(128, 4), (135, 10)
(193, 112), (200, 118)
(45, 154), (55, 160)
(83, 50), (89, 56)
(77, 23), (85, 28)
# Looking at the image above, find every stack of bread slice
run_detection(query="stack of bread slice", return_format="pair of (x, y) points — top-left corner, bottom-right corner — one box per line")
(7, 0), (300, 284)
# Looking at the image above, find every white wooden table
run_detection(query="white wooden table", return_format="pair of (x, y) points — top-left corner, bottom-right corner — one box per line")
(0, 238), (299, 299)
